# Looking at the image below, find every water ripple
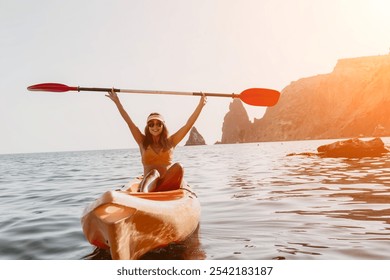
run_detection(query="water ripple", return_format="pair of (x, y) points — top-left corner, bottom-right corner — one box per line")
(1, 140), (390, 259)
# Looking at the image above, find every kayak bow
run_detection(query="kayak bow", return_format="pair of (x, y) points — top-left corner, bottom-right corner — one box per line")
(81, 177), (200, 260)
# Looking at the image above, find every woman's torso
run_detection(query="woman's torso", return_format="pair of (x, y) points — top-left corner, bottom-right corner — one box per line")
(140, 145), (173, 176)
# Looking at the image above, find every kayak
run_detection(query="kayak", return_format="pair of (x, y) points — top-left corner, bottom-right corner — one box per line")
(81, 177), (201, 260)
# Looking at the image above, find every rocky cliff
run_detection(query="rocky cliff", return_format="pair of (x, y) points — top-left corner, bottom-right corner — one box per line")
(220, 99), (251, 143)
(185, 127), (206, 146)
(220, 54), (390, 143)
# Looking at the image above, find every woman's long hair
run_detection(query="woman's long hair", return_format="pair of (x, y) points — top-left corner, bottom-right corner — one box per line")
(142, 113), (171, 150)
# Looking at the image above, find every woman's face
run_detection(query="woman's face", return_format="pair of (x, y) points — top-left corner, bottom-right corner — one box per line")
(148, 120), (164, 136)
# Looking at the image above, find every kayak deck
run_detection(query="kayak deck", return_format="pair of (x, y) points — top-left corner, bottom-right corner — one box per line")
(81, 178), (201, 260)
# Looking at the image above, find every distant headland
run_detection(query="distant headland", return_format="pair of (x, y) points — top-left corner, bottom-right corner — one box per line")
(220, 54), (390, 143)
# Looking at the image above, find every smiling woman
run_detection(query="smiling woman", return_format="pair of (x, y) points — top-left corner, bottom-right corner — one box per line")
(105, 88), (207, 192)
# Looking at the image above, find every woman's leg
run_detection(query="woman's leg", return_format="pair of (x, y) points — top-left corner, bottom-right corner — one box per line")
(155, 162), (184, 192)
(138, 169), (160, 193)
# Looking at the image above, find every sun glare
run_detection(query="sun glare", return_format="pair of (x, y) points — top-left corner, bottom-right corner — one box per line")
(366, 0), (390, 24)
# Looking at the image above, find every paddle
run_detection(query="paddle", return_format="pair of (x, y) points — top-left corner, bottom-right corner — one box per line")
(27, 83), (280, 106)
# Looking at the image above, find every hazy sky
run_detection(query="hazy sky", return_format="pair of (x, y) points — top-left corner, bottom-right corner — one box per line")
(1, 0), (389, 154)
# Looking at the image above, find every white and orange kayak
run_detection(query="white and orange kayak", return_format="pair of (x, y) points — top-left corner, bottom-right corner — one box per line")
(81, 177), (200, 260)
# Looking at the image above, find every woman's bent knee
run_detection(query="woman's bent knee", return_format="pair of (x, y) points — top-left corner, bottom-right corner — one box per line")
(155, 163), (184, 192)
(139, 169), (160, 193)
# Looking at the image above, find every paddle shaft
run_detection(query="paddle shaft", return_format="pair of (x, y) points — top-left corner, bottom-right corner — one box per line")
(76, 86), (236, 98)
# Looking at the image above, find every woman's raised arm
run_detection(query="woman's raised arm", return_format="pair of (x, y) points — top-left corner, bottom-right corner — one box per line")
(170, 94), (206, 147)
(106, 89), (144, 145)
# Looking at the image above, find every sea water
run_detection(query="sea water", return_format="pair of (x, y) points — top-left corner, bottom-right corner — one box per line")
(0, 138), (389, 260)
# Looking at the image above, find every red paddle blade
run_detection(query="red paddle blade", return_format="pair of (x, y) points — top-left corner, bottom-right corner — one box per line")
(27, 83), (78, 92)
(239, 88), (280, 106)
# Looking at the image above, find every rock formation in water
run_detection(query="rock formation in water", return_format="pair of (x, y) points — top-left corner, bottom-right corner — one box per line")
(220, 54), (390, 143)
(185, 127), (206, 146)
(221, 99), (251, 143)
(287, 137), (389, 158)
(317, 137), (389, 158)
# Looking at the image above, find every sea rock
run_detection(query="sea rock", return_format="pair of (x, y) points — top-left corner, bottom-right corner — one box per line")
(220, 54), (390, 143)
(220, 99), (251, 144)
(317, 137), (389, 158)
(185, 127), (206, 146)
(286, 152), (318, 157)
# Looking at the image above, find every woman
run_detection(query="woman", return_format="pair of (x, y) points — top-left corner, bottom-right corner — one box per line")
(106, 89), (206, 192)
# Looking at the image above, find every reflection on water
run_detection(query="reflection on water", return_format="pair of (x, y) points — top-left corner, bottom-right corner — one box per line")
(292, 156), (390, 186)
(275, 155), (390, 226)
(1, 139), (390, 259)
(141, 226), (205, 260)
(214, 141), (390, 259)
(84, 226), (205, 260)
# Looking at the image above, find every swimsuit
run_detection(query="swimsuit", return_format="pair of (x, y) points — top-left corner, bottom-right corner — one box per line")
(141, 145), (173, 167)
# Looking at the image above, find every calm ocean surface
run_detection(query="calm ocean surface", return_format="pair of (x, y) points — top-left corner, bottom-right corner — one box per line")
(1, 138), (389, 260)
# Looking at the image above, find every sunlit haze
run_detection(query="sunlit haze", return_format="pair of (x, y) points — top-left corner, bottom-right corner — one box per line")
(1, 0), (389, 154)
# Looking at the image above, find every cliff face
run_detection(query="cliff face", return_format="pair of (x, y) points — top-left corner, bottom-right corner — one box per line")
(221, 99), (251, 143)
(221, 54), (390, 143)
